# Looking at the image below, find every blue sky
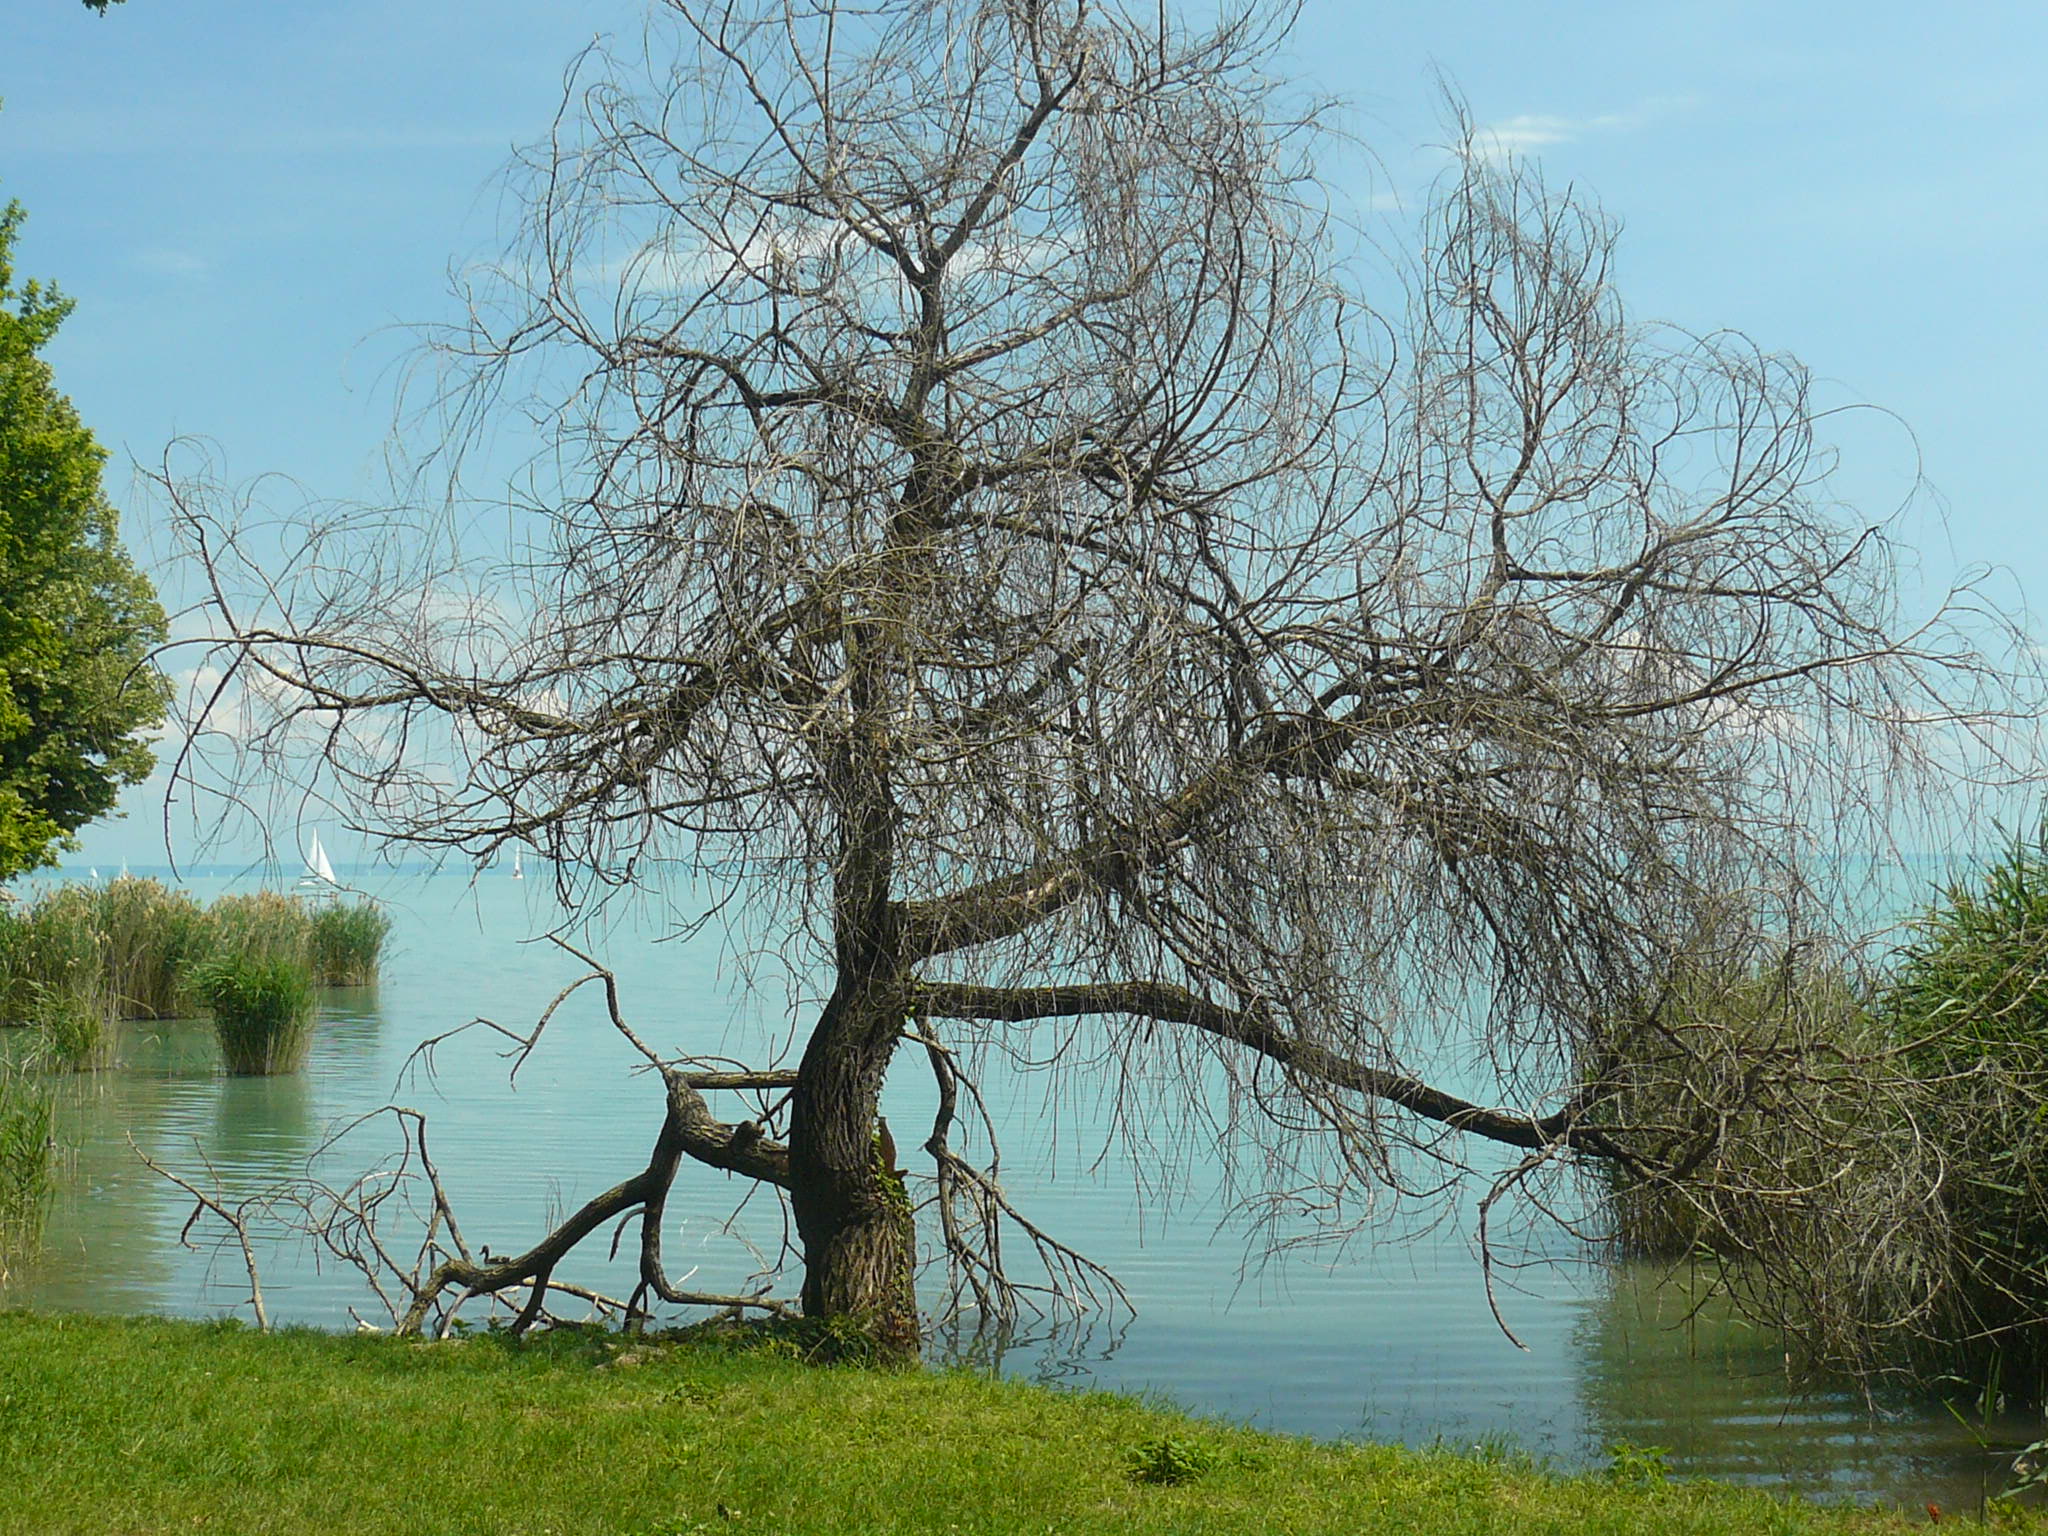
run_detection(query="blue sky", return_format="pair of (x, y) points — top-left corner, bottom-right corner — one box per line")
(5, 0), (2044, 867)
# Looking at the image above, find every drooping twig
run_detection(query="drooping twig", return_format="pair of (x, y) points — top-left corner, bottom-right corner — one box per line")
(131, 1136), (272, 1332)
(915, 1018), (1131, 1329)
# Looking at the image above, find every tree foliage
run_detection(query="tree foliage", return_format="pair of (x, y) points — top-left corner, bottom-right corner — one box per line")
(0, 196), (167, 882)
(166, 0), (2027, 1354)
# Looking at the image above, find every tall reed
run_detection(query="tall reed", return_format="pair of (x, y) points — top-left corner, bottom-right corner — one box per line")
(194, 954), (316, 1075)
(95, 878), (209, 1019)
(0, 1064), (55, 1268)
(308, 901), (391, 986)
(0, 887), (115, 1067)
(0, 903), (26, 1025)
(205, 890), (314, 971)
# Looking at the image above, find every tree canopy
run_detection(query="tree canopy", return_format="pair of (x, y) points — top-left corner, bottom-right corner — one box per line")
(167, 0), (2027, 1357)
(0, 196), (167, 881)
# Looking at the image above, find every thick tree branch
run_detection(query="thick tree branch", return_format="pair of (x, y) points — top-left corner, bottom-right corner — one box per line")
(915, 979), (1621, 1156)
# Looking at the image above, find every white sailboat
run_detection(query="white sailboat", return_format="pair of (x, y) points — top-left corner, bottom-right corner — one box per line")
(511, 849), (525, 881)
(298, 832), (340, 892)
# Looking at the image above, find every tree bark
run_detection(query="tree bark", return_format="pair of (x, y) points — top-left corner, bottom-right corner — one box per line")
(787, 981), (918, 1358)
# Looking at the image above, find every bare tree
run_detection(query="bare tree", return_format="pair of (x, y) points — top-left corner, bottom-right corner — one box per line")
(164, 0), (2023, 1357)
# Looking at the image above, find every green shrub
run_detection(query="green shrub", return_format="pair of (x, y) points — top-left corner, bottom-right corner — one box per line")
(308, 900), (390, 986)
(195, 953), (316, 1075)
(1594, 944), (1882, 1264)
(1598, 831), (2048, 1405)
(1584, 923), (1968, 1398)
(1869, 823), (2048, 1403)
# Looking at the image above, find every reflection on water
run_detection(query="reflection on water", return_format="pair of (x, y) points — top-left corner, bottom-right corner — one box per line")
(1575, 1262), (2043, 1512)
(4, 867), (2043, 1511)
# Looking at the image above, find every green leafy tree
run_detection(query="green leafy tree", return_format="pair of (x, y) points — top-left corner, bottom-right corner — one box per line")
(0, 196), (168, 880)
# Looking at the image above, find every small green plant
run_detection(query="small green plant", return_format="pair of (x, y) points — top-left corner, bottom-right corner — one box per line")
(195, 953), (316, 1074)
(308, 900), (391, 986)
(1603, 1440), (1673, 1488)
(1998, 1435), (2048, 1506)
(1124, 1434), (1221, 1485)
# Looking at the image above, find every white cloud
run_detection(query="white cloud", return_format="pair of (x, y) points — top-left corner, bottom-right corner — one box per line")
(1467, 95), (1702, 164)
(133, 247), (210, 278)
(1474, 114), (1584, 157)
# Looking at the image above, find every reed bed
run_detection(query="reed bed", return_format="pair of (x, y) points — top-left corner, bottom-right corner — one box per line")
(0, 879), (389, 1074)
(0, 886), (116, 1067)
(95, 877), (208, 1018)
(309, 900), (392, 987)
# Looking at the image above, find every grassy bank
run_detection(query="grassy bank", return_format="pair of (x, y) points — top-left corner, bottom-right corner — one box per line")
(0, 1313), (1997, 1536)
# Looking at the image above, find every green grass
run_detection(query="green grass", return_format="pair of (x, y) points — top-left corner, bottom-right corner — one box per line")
(0, 1312), (1993, 1536)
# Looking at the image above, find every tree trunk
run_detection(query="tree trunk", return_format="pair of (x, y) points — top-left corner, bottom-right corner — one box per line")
(787, 983), (918, 1359)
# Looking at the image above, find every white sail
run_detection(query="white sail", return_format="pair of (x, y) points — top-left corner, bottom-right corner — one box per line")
(305, 832), (338, 887)
(512, 850), (524, 880)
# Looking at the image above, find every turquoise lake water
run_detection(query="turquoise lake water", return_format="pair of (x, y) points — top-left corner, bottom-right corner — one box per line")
(4, 862), (2042, 1512)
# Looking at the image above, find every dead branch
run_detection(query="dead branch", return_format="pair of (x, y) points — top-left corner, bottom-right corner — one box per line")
(132, 1136), (273, 1333)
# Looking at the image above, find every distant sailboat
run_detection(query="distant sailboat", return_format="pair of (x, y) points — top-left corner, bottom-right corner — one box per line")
(299, 832), (340, 892)
(88, 867), (101, 882)
(511, 849), (525, 881)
